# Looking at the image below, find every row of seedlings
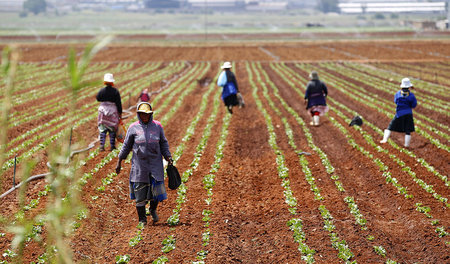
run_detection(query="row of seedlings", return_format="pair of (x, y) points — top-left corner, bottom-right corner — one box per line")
(288, 62), (450, 195)
(1, 62), (146, 177)
(322, 62), (449, 116)
(324, 62), (450, 133)
(9, 62), (138, 128)
(2, 62), (184, 175)
(371, 62), (450, 88)
(30, 61), (196, 263)
(340, 61), (450, 137)
(0, 62), (63, 91)
(0, 62), (191, 263)
(269, 62), (400, 263)
(192, 103), (231, 264)
(3, 62), (140, 159)
(316, 62), (450, 140)
(274, 63), (449, 243)
(151, 69), (223, 264)
(10, 62), (111, 108)
(248, 62), (319, 263)
(327, 99), (449, 241)
(293, 63), (449, 152)
(283, 62), (449, 190)
(9, 62), (140, 128)
(122, 63), (213, 259)
(388, 62), (450, 85)
(295, 62), (449, 187)
(258, 62), (400, 263)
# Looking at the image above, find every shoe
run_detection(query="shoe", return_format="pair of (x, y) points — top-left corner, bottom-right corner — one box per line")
(227, 106), (233, 114)
(136, 206), (147, 225)
(313, 116), (320, 126)
(150, 209), (159, 223)
(404, 134), (411, 147)
(380, 129), (391, 144)
(99, 146), (105, 152)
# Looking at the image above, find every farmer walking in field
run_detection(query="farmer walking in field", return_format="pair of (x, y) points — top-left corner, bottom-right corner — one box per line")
(304, 71), (329, 126)
(96, 73), (123, 151)
(137, 88), (150, 103)
(380, 78), (417, 147)
(217, 61), (240, 114)
(115, 102), (173, 226)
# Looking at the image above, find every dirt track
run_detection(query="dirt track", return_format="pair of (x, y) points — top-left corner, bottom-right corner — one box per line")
(0, 39), (449, 263)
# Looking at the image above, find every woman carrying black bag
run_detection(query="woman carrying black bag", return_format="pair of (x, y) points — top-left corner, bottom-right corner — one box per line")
(167, 164), (181, 190)
(115, 102), (173, 226)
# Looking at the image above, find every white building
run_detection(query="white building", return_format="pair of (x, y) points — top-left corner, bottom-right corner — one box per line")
(338, 1), (447, 14)
(0, 0), (25, 12)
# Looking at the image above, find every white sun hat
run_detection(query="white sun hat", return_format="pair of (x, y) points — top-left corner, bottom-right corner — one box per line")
(104, 73), (115, 83)
(221, 62), (232, 69)
(400, 78), (413, 88)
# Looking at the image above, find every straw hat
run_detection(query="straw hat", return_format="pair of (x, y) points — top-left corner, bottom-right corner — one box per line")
(137, 102), (153, 114)
(104, 73), (115, 83)
(221, 62), (232, 69)
(400, 78), (413, 88)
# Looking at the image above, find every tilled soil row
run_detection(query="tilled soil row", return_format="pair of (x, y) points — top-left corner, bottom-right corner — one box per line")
(286, 63), (449, 174)
(8, 40), (450, 63)
(0, 61), (200, 262)
(1, 63), (177, 197)
(262, 62), (449, 263)
(68, 63), (218, 263)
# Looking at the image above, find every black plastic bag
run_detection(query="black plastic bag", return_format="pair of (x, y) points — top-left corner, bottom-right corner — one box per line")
(349, 116), (363, 127)
(167, 164), (181, 190)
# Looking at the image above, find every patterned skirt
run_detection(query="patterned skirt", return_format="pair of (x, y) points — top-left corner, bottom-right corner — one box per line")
(130, 176), (167, 203)
(308, 105), (329, 116)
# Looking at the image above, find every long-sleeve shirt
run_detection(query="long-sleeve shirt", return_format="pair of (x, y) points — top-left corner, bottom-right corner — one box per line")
(304, 80), (328, 109)
(217, 70), (239, 101)
(96, 85), (122, 115)
(394, 90), (417, 117)
(118, 115), (172, 183)
(217, 70), (239, 91)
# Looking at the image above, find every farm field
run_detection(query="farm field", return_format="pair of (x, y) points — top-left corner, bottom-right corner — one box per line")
(0, 38), (449, 263)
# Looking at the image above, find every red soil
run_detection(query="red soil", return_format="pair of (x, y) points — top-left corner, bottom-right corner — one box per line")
(0, 39), (449, 263)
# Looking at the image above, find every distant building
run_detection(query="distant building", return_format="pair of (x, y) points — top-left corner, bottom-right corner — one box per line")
(0, 0), (25, 12)
(77, 0), (138, 10)
(246, 1), (288, 11)
(186, 0), (245, 9)
(338, 1), (447, 14)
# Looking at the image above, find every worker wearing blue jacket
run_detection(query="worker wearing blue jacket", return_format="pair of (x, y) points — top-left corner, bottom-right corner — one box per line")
(380, 78), (417, 147)
(217, 61), (239, 114)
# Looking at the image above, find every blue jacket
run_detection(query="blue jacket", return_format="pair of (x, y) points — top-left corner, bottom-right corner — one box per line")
(217, 70), (238, 100)
(394, 90), (417, 117)
(118, 114), (172, 183)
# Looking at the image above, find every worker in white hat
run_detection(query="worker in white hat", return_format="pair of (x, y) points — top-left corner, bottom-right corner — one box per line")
(217, 61), (240, 114)
(96, 73), (122, 151)
(380, 78), (417, 147)
(116, 102), (173, 226)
